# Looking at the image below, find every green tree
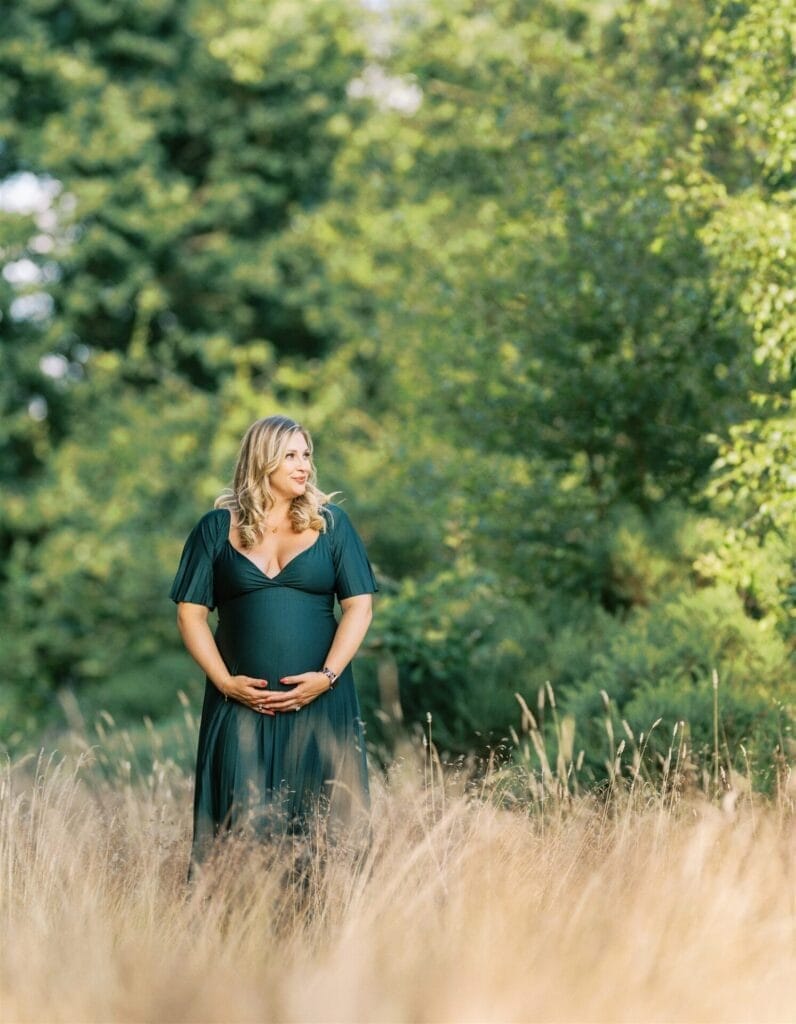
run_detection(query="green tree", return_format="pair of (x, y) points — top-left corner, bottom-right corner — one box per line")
(1, 0), (791, 774)
(275, 0), (748, 598)
(679, 0), (796, 640)
(0, 0), (369, 472)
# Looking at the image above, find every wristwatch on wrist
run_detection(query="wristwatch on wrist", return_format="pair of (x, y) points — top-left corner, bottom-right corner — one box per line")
(320, 666), (337, 689)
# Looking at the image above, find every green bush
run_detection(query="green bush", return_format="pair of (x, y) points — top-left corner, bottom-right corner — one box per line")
(560, 583), (793, 787)
(371, 564), (548, 755)
(368, 550), (793, 789)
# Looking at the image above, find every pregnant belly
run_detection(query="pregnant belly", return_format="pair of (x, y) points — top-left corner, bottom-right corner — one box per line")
(215, 588), (338, 683)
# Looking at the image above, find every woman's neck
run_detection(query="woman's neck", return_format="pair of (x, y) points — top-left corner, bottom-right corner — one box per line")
(267, 497), (293, 522)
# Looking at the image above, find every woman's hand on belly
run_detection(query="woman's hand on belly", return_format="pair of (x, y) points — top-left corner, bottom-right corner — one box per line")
(225, 674), (275, 715)
(259, 671), (331, 713)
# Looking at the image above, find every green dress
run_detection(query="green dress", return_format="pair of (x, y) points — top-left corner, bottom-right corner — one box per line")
(168, 502), (378, 880)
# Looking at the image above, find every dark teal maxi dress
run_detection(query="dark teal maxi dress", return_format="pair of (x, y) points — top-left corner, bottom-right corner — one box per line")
(168, 502), (378, 879)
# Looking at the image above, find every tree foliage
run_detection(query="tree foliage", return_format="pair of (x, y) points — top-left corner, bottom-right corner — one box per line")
(0, 0), (792, 776)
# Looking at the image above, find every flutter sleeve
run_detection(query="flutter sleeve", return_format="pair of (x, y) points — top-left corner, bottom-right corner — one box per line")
(326, 503), (379, 601)
(168, 509), (224, 610)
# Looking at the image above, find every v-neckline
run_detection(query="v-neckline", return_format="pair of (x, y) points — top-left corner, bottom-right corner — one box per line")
(224, 509), (321, 581)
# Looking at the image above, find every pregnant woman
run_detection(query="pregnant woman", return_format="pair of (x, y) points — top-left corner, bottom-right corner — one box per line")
(169, 414), (378, 881)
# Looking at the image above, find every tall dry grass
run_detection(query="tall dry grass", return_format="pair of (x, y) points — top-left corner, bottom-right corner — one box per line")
(1, 696), (794, 1024)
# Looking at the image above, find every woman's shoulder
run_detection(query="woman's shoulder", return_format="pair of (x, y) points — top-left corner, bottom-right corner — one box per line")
(320, 501), (352, 530)
(200, 506), (231, 525)
(194, 507), (230, 543)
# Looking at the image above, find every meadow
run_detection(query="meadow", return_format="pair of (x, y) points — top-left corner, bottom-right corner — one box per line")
(1, 698), (793, 1024)
(2, 3), (794, 1019)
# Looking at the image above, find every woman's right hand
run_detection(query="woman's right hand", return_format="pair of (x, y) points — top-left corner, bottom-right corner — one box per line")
(222, 675), (274, 715)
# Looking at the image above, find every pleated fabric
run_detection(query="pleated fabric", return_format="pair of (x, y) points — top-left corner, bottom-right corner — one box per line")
(168, 503), (378, 880)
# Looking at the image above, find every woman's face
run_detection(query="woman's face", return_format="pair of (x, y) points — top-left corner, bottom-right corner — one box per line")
(268, 432), (312, 502)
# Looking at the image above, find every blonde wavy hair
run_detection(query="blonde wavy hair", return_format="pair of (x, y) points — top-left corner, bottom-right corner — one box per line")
(214, 415), (338, 549)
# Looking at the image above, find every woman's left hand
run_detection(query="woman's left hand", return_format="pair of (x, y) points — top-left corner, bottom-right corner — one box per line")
(262, 671), (331, 713)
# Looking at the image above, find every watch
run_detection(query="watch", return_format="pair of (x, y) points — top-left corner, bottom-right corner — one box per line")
(320, 666), (337, 689)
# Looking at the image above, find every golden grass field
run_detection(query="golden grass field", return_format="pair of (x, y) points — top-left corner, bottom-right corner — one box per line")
(1, 696), (794, 1024)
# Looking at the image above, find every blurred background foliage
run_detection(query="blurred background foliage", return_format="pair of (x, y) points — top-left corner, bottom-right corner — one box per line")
(0, 0), (793, 783)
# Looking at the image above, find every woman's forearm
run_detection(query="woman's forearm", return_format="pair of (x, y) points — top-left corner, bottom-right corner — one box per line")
(176, 611), (233, 695)
(322, 604), (373, 679)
